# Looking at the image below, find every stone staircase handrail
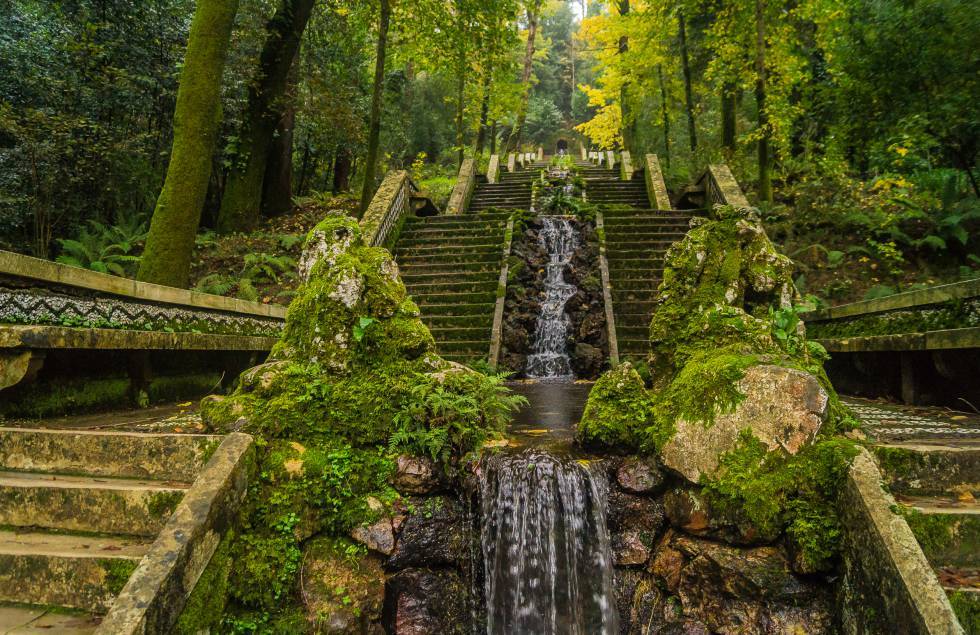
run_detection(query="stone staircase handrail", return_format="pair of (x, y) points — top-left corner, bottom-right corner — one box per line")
(361, 169), (418, 248)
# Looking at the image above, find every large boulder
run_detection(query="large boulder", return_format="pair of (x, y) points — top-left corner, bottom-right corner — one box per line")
(650, 533), (833, 634)
(616, 457), (666, 495)
(393, 455), (439, 495)
(660, 365), (828, 483)
(382, 568), (471, 634)
(300, 538), (385, 634)
(607, 490), (666, 566)
(663, 487), (780, 546)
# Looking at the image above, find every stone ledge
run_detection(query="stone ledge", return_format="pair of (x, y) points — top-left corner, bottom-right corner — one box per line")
(644, 154), (671, 209)
(838, 447), (963, 634)
(95, 432), (254, 635)
(816, 326), (980, 352)
(0, 324), (277, 351)
(805, 278), (980, 322)
(0, 250), (285, 319)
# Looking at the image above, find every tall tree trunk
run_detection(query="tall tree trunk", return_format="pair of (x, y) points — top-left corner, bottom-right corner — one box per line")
(359, 0), (392, 214)
(297, 141), (312, 196)
(755, 0), (772, 203)
(678, 12), (697, 153)
(617, 0), (634, 151)
(216, 0), (313, 233)
(475, 71), (491, 156)
(721, 82), (737, 156)
(261, 46), (300, 217)
(658, 65), (671, 170)
(333, 148), (353, 194)
(506, 0), (542, 153)
(456, 49), (466, 166)
(490, 120), (498, 154)
(138, 0), (239, 287)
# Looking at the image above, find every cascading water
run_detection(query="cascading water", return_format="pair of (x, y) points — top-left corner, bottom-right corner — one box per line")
(525, 216), (579, 379)
(479, 449), (618, 635)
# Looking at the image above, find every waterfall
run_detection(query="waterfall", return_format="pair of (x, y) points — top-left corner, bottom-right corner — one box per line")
(526, 217), (579, 379)
(480, 449), (618, 635)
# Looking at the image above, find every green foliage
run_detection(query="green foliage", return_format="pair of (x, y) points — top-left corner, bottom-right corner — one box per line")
(702, 432), (860, 571)
(948, 590), (980, 635)
(195, 251), (295, 300)
(56, 213), (148, 277)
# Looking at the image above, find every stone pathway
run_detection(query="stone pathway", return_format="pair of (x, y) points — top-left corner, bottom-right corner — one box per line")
(844, 396), (980, 442)
(0, 402), (204, 434)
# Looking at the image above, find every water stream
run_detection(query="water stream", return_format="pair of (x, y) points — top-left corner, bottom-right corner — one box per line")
(525, 216), (579, 379)
(479, 449), (618, 635)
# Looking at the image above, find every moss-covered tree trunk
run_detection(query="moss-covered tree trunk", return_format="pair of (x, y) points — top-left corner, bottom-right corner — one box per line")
(506, 0), (542, 154)
(137, 0), (239, 288)
(755, 0), (773, 203)
(679, 12), (697, 153)
(216, 0), (313, 234)
(475, 71), (491, 156)
(359, 0), (392, 216)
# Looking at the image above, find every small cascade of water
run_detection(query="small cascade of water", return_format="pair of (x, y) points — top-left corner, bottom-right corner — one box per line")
(525, 216), (579, 379)
(480, 449), (618, 635)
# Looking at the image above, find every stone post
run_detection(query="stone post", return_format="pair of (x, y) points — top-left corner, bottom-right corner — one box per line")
(606, 150), (616, 169)
(620, 151), (633, 181)
(644, 154), (671, 209)
(507, 153), (516, 172)
(487, 154), (500, 184)
(537, 147), (544, 161)
(446, 157), (476, 215)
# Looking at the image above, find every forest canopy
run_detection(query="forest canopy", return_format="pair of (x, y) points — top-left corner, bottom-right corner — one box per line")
(0, 0), (976, 300)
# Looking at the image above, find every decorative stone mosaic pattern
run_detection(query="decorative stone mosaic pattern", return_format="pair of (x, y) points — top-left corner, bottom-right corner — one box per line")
(0, 287), (283, 337)
(845, 397), (980, 441)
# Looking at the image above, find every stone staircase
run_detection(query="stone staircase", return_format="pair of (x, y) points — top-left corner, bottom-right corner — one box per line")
(394, 212), (510, 365)
(469, 168), (537, 211)
(0, 427), (217, 631)
(870, 436), (980, 627)
(603, 209), (692, 360)
(587, 176), (649, 207)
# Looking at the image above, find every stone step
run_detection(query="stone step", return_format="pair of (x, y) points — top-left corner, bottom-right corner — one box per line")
(612, 292), (660, 304)
(413, 291), (497, 305)
(400, 224), (505, 237)
(614, 301), (658, 314)
(616, 325), (650, 340)
(607, 240), (678, 251)
(404, 280), (498, 295)
(617, 339), (649, 353)
(602, 209), (692, 219)
(415, 302), (494, 317)
(609, 250), (672, 261)
(608, 268), (665, 278)
(396, 235), (504, 248)
(899, 495), (980, 570)
(605, 230), (687, 240)
(397, 252), (500, 265)
(0, 529), (151, 612)
(402, 271), (497, 285)
(428, 326), (492, 342)
(873, 443), (980, 497)
(404, 212), (510, 225)
(0, 604), (102, 633)
(399, 262), (499, 275)
(422, 315), (494, 329)
(0, 428), (219, 483)
(0, 471), (188, 537)
(394, 244), (501, 257)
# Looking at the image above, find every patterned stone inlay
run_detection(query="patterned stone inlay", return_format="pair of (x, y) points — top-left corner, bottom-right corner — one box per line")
(845, 397), (980, 440)
(0, 288), (283, 337)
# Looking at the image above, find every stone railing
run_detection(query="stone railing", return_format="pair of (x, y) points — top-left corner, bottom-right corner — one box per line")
(537, 147), (544, 161)
(838, 448), (963, 634)
(487, 154), (500, 184)
(507, 153), (516, 172)
(644, 154), (672, 209)
(446, 158), (477, 215)
(595, 211), (620, 366)
(361, 169), (417, 248)
(580, 145), (588, 161)
(488, 218), (516, 368)
(699, 164), (750, 207)
(606, 150), (616, 170)
(620, 151), (633, 181)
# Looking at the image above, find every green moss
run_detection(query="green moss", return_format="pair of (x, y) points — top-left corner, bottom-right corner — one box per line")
(652, 348), (757, 430)
(101, 558), (139, 595)
(872, 445), (927, 479)
(702, 431), (860, 570)
(948, 590), (980, 635)
(578, 363), (655, 449)
(147, 490), (183, 519)
(174, 532), (234, 635)
(0, 373), (220, 419)
(198, 211), (525, 622)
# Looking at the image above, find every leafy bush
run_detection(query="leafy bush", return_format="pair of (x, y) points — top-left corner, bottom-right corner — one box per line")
(55, 212), (147, 277)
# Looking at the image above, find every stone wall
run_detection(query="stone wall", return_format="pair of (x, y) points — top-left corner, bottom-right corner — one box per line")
(446, 158), (476, 215)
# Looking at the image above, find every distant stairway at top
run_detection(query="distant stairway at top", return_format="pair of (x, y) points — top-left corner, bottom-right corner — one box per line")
(469, 168), (535, 211)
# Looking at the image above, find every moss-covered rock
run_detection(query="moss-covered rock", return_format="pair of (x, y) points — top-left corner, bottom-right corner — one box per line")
(196, 210), (525, 625)
(300, 538), (385, 634)
(581, 204), (859, 568)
